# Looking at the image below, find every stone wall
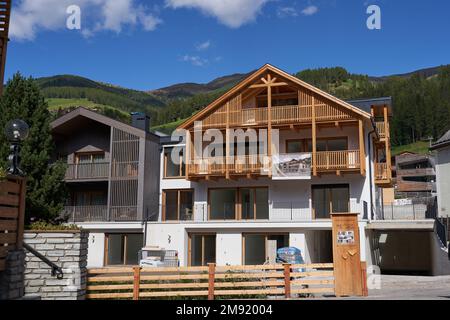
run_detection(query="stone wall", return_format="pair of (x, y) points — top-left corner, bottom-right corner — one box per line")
(0, 249), (25, 300)
(23, 231), (88, 300)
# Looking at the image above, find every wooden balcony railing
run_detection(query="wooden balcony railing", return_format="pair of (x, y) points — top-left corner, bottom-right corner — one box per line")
(315, 150), (360, 171)
(188, 151), (361, 177)
(63, 205), (139, 222)
(202, 104), (352, 129)
(376, 122), (386, 139)
(375, 163), (389, 181)
(189, 155), (269, 176)
(65, 163), (109, 180)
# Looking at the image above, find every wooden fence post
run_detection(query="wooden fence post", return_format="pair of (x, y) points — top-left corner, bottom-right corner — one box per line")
(133, 266), (141, 300)
(16, 177), (26, 249)
(361, 262), (368, 297)
(208, 263), (216, 300)
(283, 264), (291, 299)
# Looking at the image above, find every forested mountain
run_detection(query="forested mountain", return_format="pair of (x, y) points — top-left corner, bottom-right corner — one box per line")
(35, 65), (450, 147)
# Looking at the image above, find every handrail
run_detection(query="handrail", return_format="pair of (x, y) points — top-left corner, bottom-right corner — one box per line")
(23, 242), (64, 279)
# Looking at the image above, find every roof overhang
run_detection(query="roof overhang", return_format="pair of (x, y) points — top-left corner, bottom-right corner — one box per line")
(178, 64), (372, 130)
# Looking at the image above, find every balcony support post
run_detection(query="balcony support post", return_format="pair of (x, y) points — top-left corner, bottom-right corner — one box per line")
(185, 129), (191, 179)
(359, 119), (366, 176)
(383, 105), (392, 180)
(225, 102), (230, 180)
(267, 74), (273, 178)
(312, 96), (317, 176)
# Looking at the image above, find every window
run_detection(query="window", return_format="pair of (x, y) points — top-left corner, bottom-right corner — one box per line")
(240, 188), (269, 220)
(189, 234), (216, 266)
(162, 190), (194, 221)
(312, 185), (350, 219)
(73, 191), (107, 206)
(209, 188), (269, 220)
(164, 146), (185, 178)
(243, 234), (289, 265)
(306, 138), (348, 152)
(105, 233), (143, 266)
(209, 189), (236, 220)
(286, 140), (303, 154)
(76, 152), (106, 164)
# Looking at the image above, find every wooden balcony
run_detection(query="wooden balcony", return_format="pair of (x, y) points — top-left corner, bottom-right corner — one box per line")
(376, 122), (386, 139)
(374, 162), (392, 186)
(202, 104), (353, 129)
(188, 150), (361, 179)
(63, 205), (139, 222)
(65, 163), (109, 181)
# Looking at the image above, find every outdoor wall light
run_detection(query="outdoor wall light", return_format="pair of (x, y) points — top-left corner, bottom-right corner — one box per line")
(4, 119), (29, 176)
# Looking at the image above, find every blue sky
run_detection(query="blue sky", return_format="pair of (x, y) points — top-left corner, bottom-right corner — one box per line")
(5, 0), (450, 91)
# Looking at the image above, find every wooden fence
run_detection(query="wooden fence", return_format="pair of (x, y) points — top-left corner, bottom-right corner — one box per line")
(0, 176), (26, 271)
(87, 263), (335, 300)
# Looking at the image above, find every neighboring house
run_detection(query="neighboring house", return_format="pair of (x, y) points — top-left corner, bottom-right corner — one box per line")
(147, 64), (393, 267)
(51, 108), (161, 267)
(431, 130), (450, 218)
(394, 152), (436, 198)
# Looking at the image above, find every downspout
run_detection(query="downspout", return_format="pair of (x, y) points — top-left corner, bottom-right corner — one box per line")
(368, 118), (379, 221)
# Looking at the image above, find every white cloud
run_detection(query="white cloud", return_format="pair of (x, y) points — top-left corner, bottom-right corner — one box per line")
(196, 40), (211, 51)
(181, 55), (208, 67)
(277, 7), (298, 18)
(10, 0), (162, 41)
(301, 5), (318, 16)
(165, 0), (271, 28)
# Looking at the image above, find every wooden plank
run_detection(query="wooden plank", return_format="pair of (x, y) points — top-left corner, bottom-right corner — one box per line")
(284, 264), (291, 298)
(133, 266), (140, 300)
(290, 271), (334, 278)
(0, 219), (17, 231)
(87, 292), (134, 299)
(359, 119), (366, 176)
(0, 194), (19, 206)
(16, 179), (26, 248)
(139, 290), (209, 298)
(215, 264), (285, 271)
(87, 284), (134, 291)
(291, 287), (335, 294)
(88, 275), (134, 283)
(0, 246), (8, 258)
(215, 272), (284, 280)
(0, 206), (18, 218)
(291, 279), (334, 286)
(88, 267), (135, 274)
(214, 288), (285, 296)
(208, 263), (215, 300)
(0, 181), (20, 194)
(0, 232), (16, 245)
(140, 273), (209, 281)
(290, 263), (334, 269)
(312, 96), (317, 176)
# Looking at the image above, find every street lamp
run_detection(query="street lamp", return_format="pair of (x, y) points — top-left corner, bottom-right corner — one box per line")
(4, 119), (29, 176)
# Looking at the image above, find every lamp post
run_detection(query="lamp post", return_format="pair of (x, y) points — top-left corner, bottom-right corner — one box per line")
(4, 119), (29, 176)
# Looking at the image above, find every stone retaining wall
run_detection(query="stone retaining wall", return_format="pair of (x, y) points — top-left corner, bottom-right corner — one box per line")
(0, 249), (25, 300)
(23, 231), (88, 300)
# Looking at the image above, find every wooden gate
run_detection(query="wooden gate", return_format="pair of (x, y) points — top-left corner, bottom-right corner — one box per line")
(0, 176), (26, 271)
(87, 263), (335, 300)
(331, 212), (368, 297)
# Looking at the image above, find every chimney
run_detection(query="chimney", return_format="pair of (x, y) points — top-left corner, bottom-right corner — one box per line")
(131, 112), (151, 132)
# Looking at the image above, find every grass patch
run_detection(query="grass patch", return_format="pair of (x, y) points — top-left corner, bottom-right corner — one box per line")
(392, 141), (431, 156)
(151, 118), (186, 135)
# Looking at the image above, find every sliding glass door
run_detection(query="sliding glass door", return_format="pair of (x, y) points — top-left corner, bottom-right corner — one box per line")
(189, 234), (216, 266)
(312, 185), (350, 219)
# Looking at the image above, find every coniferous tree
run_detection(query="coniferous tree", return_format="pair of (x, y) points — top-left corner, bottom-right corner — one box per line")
(0, 73), (67, 223)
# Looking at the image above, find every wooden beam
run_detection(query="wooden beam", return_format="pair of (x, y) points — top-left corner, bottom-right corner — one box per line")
(185, 130), (191, 180)
(225, 102), (230, 180)
(249, 82), (289, 89)
(312, 96), (317, 177)
(267, 74), (273, 178)
(383, 105), (392, 180)
(359, 119), (366, 176)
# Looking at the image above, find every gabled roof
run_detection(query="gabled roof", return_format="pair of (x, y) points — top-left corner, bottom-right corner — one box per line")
(51, 107), (159, 141)
(431, 129), (450, 150)
(179, 64), (372, 129)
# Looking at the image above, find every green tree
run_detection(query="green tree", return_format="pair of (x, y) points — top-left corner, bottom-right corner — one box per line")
(0, 73), (67, 223)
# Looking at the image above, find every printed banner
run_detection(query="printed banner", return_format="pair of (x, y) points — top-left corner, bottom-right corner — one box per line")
(272, 153), (312, 180)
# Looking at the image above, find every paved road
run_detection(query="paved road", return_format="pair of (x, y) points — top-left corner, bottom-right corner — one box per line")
(366, 275), (450, 300)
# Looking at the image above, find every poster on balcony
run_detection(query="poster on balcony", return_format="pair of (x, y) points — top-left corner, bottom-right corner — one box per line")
(272, 153), (312, 180)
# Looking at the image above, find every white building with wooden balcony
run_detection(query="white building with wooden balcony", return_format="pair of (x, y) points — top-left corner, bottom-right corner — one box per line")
(147, 64), (393, 267)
